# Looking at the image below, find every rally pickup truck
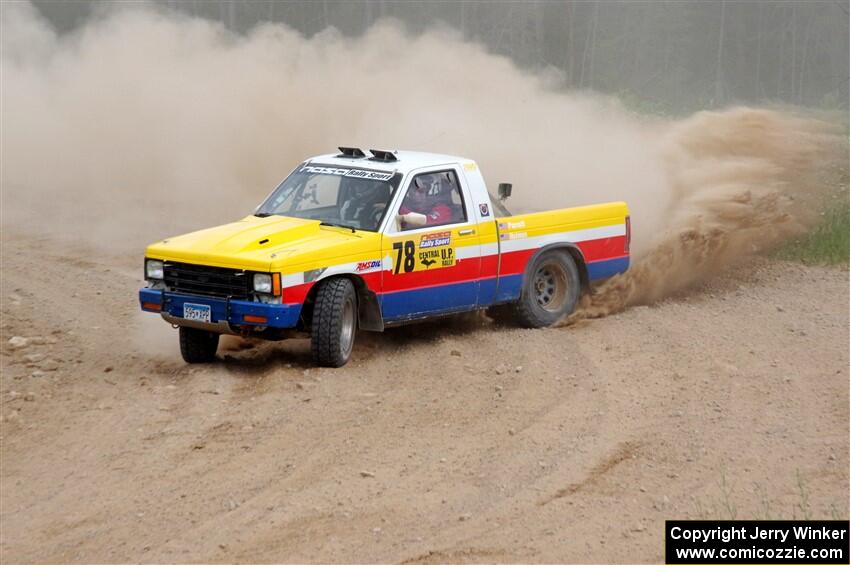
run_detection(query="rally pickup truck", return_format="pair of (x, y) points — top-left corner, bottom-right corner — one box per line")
(140, 148), (630, 367)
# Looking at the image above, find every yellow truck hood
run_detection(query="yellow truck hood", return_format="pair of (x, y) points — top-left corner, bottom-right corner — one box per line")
(145, 215), (377, 271)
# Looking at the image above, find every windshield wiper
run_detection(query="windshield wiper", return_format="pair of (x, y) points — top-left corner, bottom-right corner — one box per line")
(320, 221), (357, 233)
(254, 212), (274, 218)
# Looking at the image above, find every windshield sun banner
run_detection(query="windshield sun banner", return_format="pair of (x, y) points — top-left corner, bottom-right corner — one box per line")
(299, 165), (394, 181)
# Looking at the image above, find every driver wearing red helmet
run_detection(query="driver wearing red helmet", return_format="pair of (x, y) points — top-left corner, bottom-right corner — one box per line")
(399, 173), (453, 229)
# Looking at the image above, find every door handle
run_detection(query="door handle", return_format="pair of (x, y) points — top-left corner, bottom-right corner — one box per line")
(458, 229), (475, 236)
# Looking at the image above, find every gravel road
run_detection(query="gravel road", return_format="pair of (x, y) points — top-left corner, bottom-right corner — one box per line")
(1, 231), (847, 563)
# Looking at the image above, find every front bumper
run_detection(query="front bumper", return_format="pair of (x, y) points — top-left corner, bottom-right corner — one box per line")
(139, 288), (302, 330)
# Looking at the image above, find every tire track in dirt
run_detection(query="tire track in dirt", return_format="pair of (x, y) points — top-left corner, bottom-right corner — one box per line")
(539, 441), (643, 505)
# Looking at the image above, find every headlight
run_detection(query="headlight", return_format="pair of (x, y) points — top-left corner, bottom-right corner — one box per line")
(145, 259), (164, 280)
(253, 273), (272, 293)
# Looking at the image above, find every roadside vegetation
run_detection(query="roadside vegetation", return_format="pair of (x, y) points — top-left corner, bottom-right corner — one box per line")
(694, 468), (844, 521)
(775, 196), (850, 265)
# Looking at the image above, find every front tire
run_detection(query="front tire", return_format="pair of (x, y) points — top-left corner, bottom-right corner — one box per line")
(179, 326), (220, 363)
(311, 278), (357, 367)
(513, 250), (580, 328)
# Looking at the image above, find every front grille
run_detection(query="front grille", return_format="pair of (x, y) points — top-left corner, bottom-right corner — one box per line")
(163, 261), (250, 299)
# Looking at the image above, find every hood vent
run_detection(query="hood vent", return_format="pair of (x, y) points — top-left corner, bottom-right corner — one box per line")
(368, 149), (397, 162)
(337, 146), (366, 158)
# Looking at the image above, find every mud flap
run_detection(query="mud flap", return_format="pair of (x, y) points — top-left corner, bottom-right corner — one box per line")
(358, 288), (384, 331)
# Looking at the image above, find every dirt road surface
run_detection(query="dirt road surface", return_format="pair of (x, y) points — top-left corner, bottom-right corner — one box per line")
(1, 230), (847, 563)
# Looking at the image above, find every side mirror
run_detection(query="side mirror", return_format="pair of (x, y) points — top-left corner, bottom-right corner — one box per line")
(498, 183), (512, 200)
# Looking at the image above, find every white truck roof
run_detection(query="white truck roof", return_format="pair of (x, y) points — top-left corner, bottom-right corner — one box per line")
(308, 149), (473, 174)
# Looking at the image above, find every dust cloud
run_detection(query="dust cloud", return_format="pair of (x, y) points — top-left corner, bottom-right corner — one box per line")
(2, 2), (846, 310)
(574, 108), (847, 317)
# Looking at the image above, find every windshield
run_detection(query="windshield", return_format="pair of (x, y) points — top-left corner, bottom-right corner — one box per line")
(255, 164), (402, 231)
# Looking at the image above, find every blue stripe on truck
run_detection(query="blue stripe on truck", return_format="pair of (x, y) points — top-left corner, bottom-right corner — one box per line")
(587, 256), (630, 281)
(483, 274), (523, 304)
(380, 280), (480, 321)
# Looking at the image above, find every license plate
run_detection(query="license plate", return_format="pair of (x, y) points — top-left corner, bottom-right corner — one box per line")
(183, 303), (211, 323)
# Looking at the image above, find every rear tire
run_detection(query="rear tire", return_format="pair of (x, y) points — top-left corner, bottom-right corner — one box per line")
(513, 250), (580, 328)
(311, 278), (357, 367)
(179, 326), (220, 363)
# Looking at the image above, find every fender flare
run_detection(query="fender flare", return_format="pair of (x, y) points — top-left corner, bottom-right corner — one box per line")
(306, 273), (384, 332)
(521, 242), (589, 294)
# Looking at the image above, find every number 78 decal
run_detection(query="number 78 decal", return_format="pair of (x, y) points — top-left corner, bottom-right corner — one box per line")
(392, 237), (456, 274)
(392, 241), (416, 274)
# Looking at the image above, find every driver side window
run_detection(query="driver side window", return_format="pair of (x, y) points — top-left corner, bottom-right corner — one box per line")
(399, 170), (466, 231)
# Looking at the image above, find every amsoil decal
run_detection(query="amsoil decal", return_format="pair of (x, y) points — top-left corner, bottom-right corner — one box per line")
(356, 260), (382, 272)
(419, 231), (451, 249)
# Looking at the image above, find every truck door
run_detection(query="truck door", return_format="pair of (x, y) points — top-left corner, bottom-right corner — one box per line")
(380, 167), (482, 322)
